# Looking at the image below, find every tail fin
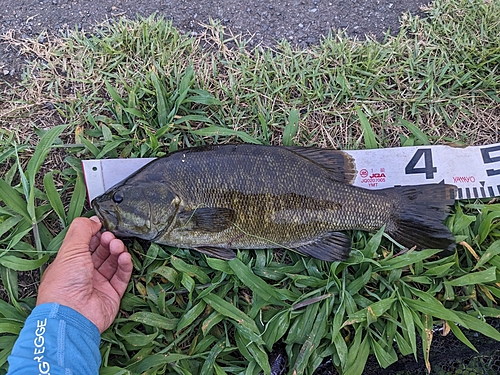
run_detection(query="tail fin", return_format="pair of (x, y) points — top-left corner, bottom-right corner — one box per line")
(385, 184), (457, 252)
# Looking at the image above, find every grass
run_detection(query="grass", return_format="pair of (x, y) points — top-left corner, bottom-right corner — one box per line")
(0, 0), (500, 374)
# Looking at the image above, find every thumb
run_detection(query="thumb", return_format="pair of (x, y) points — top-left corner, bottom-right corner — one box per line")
(58, 217), (102, 257)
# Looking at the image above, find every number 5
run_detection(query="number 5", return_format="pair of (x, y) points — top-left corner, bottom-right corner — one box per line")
(481, 145), (500, 176)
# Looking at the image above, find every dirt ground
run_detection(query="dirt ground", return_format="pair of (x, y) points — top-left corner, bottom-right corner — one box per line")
(1, 0), (429, 83)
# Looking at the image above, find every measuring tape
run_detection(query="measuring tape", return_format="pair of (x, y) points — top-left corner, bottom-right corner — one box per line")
(82, 143), (500, 202)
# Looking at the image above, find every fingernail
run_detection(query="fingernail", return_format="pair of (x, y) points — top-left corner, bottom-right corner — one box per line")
(90, 216), (101, 223)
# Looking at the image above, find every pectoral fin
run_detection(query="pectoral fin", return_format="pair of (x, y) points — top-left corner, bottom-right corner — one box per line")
(178, 207), (235, 232)
(195, 246), (237, 260)
(293, 232), (351, 261)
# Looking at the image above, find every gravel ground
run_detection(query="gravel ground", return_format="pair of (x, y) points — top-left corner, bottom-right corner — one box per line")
(1, 0), (430, 83)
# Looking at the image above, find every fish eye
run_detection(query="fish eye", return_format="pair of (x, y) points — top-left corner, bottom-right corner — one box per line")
(113, 192), (124, 203)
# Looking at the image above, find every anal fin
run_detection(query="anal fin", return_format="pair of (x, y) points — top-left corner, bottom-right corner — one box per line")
(195, 246), (236, 260)
(293, 232), (351, 261)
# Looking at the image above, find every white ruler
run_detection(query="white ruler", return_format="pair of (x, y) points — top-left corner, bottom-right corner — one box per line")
(82, 143), (500, 202)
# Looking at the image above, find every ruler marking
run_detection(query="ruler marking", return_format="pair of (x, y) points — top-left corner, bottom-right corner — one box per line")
(457, 188), (463, 199)
(465, 188), (471, 199)
(473, 187), (478, 198)
(489, 186), (495, 196)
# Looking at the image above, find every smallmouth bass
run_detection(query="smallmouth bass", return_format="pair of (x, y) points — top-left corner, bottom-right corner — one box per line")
(92, 144), (457, 261)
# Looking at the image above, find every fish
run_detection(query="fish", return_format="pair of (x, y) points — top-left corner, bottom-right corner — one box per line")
(92, 144), (457, 261)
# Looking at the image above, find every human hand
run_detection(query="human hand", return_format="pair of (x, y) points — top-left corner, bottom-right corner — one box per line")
(37, 216), (133, 333)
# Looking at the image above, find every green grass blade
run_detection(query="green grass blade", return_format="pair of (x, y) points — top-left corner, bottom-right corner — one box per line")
(176, 301), (206, 332)
(150, 71), (169, 127)
(0, 178), (30, 222)
(250, 345), (271, 375)
(13, 146), (30, 208)
(343, 298), (396, 326)
(402, 297), (465, 326)
(357, 108), (378, 149)
(192, 126), (262, 144)
(0, 298), (27, 320)
(81, 137), (100, 157)
(447, 321), (477, 352)
(371, 337), (398, 368)
(202, 293), (259, 334)
(233, 323), (266, 345)
(282, 109), (299, 146)
(184, 92), (223, 105)
(0, 267), (19, 303)
(201, 339), (225, 375)
(286, 301), (319, 344)
(173, 114), (215, 125)
(0, 321), (23, 335)
(261, 310), (290, 350)
(105, 81), (127, 107)
(43, 171), (67, 227)
(26, 125), (66, 185)
(0, 254), (50, 271)
(152, 266), (180, 286)
(421, 314), (433, 374)
(446, 267), (496, 286)
(474, 240), (500, 270)
(228, 258), (285, 304)
(96, 139), (127, 159)
(397, 119), (430, 145)
(345, 329), (370, 375)
(129, 353), (193, 373)
(375, 249), (441, 271)
(454, 311), (500, 342)
(293, 302), (328, 374)
(175, 65), (194, 110)
(202, 312), (224, 336)
(129, 311), (179, 330)
(170, 256), (210, 284)
(400, 302), (417, 359)
(0, 336), (18, 368)
(67, 173), (86, 223)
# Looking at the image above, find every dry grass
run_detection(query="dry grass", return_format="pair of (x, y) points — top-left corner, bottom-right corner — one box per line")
(1, 6), (499, 159)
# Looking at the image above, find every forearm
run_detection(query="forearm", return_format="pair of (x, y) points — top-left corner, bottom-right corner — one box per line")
(7, 303), (101, 375)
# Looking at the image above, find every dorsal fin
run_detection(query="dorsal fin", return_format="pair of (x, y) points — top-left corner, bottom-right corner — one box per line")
(284, 147), (357, 184)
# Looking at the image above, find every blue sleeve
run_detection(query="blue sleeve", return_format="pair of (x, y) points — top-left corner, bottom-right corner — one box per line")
(7, 303), (101, 375)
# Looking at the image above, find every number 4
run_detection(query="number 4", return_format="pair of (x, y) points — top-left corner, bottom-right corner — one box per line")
(405, 149), (437, 179)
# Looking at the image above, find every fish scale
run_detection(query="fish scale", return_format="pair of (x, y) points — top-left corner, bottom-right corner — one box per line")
(92, 144), (457, 261)
(164, 148), (390, 247)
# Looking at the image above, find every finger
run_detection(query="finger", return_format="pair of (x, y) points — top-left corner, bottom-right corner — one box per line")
(89, 231), (102, 252)
(58, 217), (102, 258)
(91, 231), (116, 269)
(110, 251), (133, 298)
(95, 238), (127, 280)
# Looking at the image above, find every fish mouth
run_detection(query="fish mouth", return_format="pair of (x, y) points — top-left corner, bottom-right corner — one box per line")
(92, 199), (118, 232)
